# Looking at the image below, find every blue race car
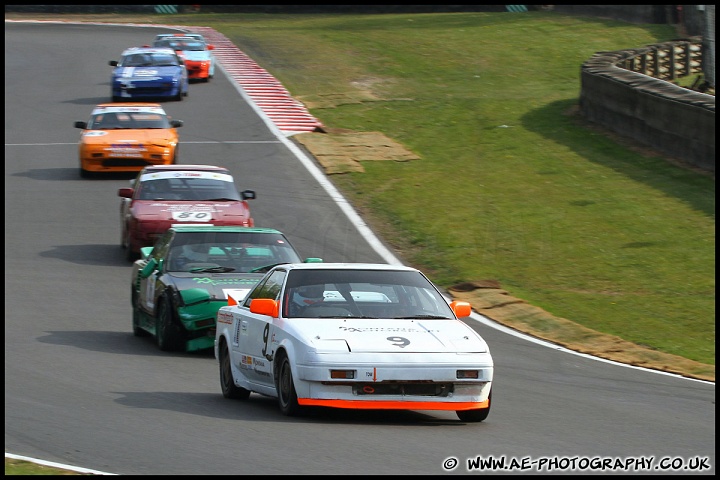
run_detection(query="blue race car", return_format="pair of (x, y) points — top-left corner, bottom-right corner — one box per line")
(109, 47), (189, 102)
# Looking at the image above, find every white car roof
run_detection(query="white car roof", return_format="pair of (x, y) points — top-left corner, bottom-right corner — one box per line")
(90, 104), (167, 115)
(156, 33), (205, 40)
(120, 47), (177, 56)
(280, 263), (418, 272)
(139, 170), (234, 183)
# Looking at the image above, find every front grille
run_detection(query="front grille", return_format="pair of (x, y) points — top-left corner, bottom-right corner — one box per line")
(353, 382), (453, 397)
(123, 86), (173, 95)
(103, 158), (152, 167)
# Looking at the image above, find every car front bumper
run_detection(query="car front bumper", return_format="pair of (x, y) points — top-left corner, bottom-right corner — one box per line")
(294, 353), (493, 410)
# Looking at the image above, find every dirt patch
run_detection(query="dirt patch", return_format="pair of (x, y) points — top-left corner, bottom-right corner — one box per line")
(294, 129), (420, 174)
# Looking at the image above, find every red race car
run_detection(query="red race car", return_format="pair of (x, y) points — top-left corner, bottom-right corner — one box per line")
(119, 164), (256, 261)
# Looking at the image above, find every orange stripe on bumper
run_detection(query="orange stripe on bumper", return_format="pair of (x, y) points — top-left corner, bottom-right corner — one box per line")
(298, 398), (489, 411)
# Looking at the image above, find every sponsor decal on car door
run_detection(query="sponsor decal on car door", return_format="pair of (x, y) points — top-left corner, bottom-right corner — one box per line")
(139, 270), (158, 310)
(235, 311), (275, 386)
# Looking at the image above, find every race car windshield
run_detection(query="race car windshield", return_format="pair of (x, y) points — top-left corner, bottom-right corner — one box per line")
(88, 112), (171, 130)
(123, 53), (179, 67)
(283, 269), (456, 319)
(136, 177), (243, 201)
(155, 40), (206, 51)
(167, 232), (303, 272)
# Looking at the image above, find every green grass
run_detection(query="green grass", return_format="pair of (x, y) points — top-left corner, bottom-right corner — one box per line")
(165, 12), (714, 366)
(5, 458), (84, 475)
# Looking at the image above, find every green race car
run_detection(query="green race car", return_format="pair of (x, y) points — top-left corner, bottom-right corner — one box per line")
(131, 225), (321, 352)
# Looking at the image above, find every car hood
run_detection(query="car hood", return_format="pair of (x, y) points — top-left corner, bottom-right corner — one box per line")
(131, 200), (250, 221)
(177, 51), (211, 61)
(171, 272), (263, 302)
(80, 129), (177, 145)
(304, 318), (489, 354)
(113, 66), (183, 80)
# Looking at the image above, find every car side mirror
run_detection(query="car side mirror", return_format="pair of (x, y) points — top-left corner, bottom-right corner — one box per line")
(249, 298), (278, 317)
(208, 45), (215, 50)
(109, 60), (118, 67)
(170, 120), (183, 128)
(140, 258), (158, 278)
(450, 300), (472, 318)
(118, 187), (134, 199)
(74, 121), (87, 129)
(241, 190), (256, 200)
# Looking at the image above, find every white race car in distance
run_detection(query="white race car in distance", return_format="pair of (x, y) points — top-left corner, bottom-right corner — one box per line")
(215, 263), (494, 422)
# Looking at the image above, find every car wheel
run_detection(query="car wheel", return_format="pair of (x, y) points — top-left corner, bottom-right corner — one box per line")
(456, 390), (491, 422)
(277, 353), (301, 416)
(219, 340), (251, 400)
(79, 168), (90, 179)
(156, 296), (184, 352)
(131, 288), (148, 337)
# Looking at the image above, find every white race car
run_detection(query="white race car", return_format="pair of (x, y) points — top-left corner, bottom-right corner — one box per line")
(215, 263), (494, 422)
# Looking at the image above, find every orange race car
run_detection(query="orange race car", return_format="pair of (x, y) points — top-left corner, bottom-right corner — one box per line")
(74, 103), (183, 178)
(152, 33), (215, 82)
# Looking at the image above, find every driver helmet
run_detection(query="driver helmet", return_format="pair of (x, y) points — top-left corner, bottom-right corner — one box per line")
(292, 284), (325, 308)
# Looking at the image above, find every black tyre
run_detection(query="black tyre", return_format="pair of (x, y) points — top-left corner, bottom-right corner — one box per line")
(219, 340), (251, 400)
(79, 168), (90, 179)
(156, 296), (184, 352)
(131, 288), (148, 337)
(277, 354), (301, 416)
(456, 390), (491, 422)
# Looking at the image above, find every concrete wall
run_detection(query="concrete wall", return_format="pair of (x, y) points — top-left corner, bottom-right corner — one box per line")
(580, 43), (715, 173)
